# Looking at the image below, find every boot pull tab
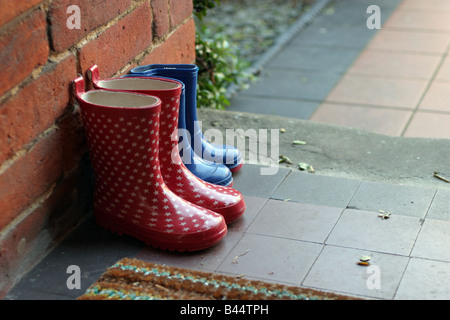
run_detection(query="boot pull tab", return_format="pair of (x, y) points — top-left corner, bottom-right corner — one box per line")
(73, 76), (85, 98)
(87, 64), (100, 85)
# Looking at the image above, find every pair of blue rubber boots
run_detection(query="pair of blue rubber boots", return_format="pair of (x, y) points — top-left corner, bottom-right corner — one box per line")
(126, 64), (242, 187)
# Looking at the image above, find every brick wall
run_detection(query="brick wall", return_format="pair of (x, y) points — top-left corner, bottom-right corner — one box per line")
(0, 0), (196, 297)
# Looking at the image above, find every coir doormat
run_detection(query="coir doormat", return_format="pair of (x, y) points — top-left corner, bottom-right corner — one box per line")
(78, 258), (358, 300)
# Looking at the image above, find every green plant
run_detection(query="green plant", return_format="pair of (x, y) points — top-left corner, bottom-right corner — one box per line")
(193, 0), (220, 20)
(195, 26), (253, 110)
(193, 0), (254, 109)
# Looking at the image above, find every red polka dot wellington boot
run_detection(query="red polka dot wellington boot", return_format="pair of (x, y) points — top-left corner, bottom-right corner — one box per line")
(73, 76), (227, 252)
(88, 65), (246, 224)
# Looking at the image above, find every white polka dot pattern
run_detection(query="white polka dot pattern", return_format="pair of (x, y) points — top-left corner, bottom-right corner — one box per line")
(91, 76), (246, 224)
(79, 97), (225, 237)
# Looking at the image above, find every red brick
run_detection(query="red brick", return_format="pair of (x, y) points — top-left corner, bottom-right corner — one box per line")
(169, 0), (193, 28)
(48, 0), (133, 52)
(151, 0), (169, 38)
(141, 18), (196, 65)
(0, 129), (64, 230)
(79, 2), (152, 78)
(0, 54), (77, 164)
(0, 0), (43, 26)
(0, 9), (49, 97)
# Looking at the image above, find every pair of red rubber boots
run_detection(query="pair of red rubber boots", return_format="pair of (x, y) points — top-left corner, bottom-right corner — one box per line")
(73, 65), (245, 252)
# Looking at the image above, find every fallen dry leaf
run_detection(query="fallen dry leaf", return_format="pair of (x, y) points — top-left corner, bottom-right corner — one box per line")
(279, 155), (293, 164)
(433, 171), (450, 183)
(232, 249), (250, 264)
(292, 140), (306, 145)
(299, 162), (315, 173)
(378, 210), (391, 220)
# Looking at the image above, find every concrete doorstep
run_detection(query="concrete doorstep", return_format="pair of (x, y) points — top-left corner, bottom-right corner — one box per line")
(198, 108), (450, 190)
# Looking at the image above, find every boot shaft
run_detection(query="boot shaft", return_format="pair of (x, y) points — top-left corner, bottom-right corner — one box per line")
(128, 64), (211, 157)
(89, 65), (185, 171)
(89, 66), (182, 138)
(74, 77), (167, 215)
(129, 64), (199, 123)
(129, 64), (243, 172)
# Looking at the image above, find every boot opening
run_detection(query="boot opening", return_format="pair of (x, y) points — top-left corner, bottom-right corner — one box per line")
(82, 91), (159, 108)
(98, 78), (180, 91)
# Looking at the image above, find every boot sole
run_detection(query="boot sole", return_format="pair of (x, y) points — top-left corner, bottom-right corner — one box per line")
(229, 162), (243, 173)
(215, 175), (234, 187)
(95, 214), (227, 252)
(214, 198), (247, 225)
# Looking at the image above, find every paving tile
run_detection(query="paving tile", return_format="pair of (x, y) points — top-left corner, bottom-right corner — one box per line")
(271, 171), (362, 208)
(217, 233), (323, 285)
(246, 200), (343, 243)
(394, 258), (450, 300)
(419, 81), (450, 112)
(268, 45), (361, 74)
(402, 112), (450, 139)
(434, 55), (450, 82)
(384, 9), (450, 32)
(5, 216), (144, 299)
(231, 164), (290, 198)
(308, 0), (401, 27)
(243, 67), (342, 102)
(326, 0), (402, 15)
(228, 95), (319, 120)
(292, 22), (378, 49)
(303, 245), (409, 299)
(325, 74), (428, 109)
(310, 103), (412, 136)
(426, 189), (450, 221)
(411, 219), (450, 262)
(367, 29), (450, 54)
(399, 0), (450, 11)
(347, 50), (441, 79)
(326, 209), (422, 255)
(227, 196), (268, 233)
(347, 180), (436, 218)
(6, 289), (74, 300)
(292, 0), (401, 49)
(135, 231), (244, 272)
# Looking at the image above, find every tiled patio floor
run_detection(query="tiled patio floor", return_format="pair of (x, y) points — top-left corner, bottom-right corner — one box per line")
(229, 0), (450, 139)
(5, 0), (450, 300)
(311, 0), (450, 139)
(6, 164), (450, 300)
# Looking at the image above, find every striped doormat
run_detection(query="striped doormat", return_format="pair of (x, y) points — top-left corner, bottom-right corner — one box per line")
(78, 258), (358, 300)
